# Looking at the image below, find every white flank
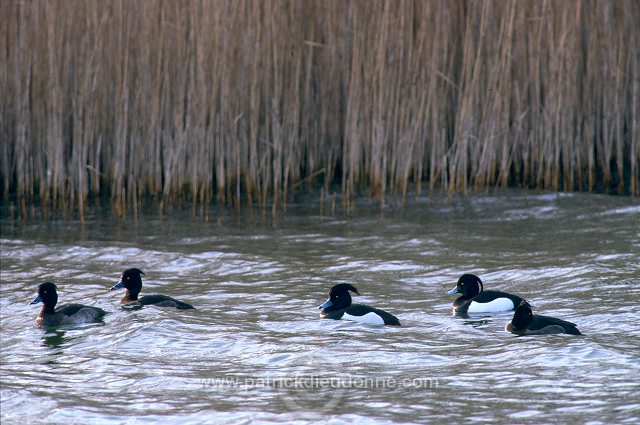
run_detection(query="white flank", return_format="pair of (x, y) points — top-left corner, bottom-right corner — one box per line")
(467, 298), (514, 313)
(343, 312), (385, 325)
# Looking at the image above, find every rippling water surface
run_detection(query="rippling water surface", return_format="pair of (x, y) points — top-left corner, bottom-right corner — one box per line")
(1, 190), (639, 424)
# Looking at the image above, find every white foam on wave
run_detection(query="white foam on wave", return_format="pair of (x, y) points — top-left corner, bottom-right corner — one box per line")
(602, 205), (640, 215)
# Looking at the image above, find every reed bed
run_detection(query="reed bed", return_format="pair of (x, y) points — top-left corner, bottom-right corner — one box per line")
(1, 0), (638, 216)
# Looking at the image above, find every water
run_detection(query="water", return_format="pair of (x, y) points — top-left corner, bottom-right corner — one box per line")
(1, 190), (639, 424)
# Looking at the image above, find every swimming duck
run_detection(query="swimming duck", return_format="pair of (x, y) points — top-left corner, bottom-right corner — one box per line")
(447, 274), (524, 314)
(319, 283), (401, 326)
(110, 268), (195, 309)
(506, 300), (582, 335)
(30, 282), (106, 326)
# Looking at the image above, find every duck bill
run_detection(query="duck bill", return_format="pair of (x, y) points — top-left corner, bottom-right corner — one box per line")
(110, 281), (125, 291)
(319, 299), (333, 309)
(447, 287), (460, 295)
(30, 294), (43, 305)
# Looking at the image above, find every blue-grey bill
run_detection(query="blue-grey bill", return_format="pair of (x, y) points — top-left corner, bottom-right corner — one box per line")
(30, 294), (43, 305)
(447, 287), (460, 295)
(110, 281), (125, 291)
(319, 299), (333, 309)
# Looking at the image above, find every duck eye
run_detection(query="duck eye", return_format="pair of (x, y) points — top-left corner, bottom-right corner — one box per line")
(127, 277), (130, 280)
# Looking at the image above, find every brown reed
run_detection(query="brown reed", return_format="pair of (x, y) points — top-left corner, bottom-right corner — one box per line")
(1, 0), (638, 217)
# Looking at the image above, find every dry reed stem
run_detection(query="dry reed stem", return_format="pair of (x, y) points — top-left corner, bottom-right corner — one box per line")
(1, 0), (638, 217)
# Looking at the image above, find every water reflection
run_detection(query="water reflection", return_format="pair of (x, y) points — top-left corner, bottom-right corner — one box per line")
(460, 318), (496, 328)
(41, 328), (66, 349)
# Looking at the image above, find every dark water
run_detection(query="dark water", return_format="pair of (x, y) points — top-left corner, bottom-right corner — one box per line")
(1, 190), (639, 424)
